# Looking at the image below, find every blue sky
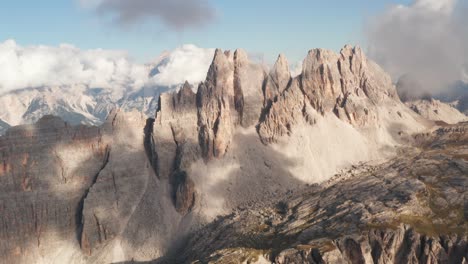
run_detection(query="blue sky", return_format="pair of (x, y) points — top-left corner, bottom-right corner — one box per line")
(0, 0), (411, 63)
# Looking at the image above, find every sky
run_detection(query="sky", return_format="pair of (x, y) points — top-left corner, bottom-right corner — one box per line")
(0, 0), (412, 63)
(0, 0), (466, 95)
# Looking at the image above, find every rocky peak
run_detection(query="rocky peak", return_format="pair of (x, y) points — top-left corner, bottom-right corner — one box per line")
(301, 48), (343, 112)
(259, 44), (417, 142)
(197, 48), (265, 159)
(273, 54), (291, 81)
(175, 81), (196, 111)
(264, 54), (291, 104)
(204, 48), (235, 97)
(180, 80), (194, 95)
(233, 48), (248, 66)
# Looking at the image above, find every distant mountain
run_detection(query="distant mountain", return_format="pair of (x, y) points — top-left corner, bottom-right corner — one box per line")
(0, 74), (185, 136)
(397, 75), (468, 115)
(0, 85), (170, 134)
(0, 45), (212, 135)
(405, 98), (467, 124)
(435, 81), (468, 114)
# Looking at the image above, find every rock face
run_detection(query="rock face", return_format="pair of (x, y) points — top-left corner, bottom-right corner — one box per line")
(0, 111), (180, 264)
(171, 122), (468, 264)
(406, 98), (467, 124)
(152, 81), (200, 214)
(0, 115), (108, 263)
(196, 49), (265, 160)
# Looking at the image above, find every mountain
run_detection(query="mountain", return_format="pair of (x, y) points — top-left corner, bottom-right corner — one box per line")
(397, 75), (468, 115)
(0, 84), (177, 135)
(405, 98), (467, 125)
(0, 49), (197, 136)
(0, 46), (466, 264)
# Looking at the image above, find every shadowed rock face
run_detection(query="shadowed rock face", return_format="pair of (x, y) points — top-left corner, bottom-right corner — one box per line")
(0, 46), (465, 264)
(0, 111), (180, 263)
(0, 115), (109, 263)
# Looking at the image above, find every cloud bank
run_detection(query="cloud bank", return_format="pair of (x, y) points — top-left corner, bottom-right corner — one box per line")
(0, 40), (214, 94)
(81, 0), (216, 31)
(367, 0), (468, 95)
(149, 44), (214, 86)
(0, 40), (148, 93)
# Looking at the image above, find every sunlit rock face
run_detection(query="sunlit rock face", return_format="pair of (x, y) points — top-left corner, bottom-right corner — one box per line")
(1, 45), (466, 264)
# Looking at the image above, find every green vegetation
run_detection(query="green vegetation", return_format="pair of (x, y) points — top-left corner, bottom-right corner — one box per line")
(204, 248), (268, 264)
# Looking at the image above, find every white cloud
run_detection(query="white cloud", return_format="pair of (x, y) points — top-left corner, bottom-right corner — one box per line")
(0, 40), (215, 94)
(367, 0), (468, 94)
(149, 44), (215, 87)
(0, 40), (148, 93)
(413, 0), (456, 13)
(290, 61), (303, 78)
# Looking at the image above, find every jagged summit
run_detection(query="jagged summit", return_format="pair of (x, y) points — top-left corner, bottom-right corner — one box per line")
(264, 54), (291, 104)
(149, 45), (430, 226)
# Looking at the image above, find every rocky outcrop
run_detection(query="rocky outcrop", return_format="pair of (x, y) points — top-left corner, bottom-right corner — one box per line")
(196, 49), (265, 160)
(273, 227), (467, 264)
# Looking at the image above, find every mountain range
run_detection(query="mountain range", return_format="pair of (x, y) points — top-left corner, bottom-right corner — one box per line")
(0, 45), (466, 264)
